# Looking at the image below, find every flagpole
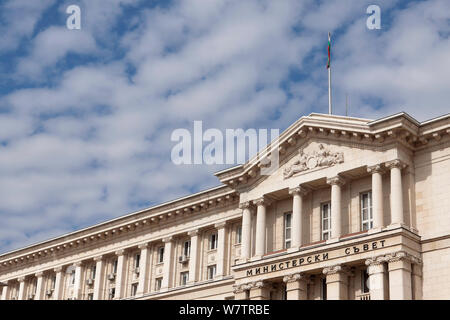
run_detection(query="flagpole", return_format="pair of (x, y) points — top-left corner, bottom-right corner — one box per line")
(328, 32), (332, 115)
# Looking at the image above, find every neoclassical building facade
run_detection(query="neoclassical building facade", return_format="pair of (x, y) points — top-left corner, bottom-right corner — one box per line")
(0, 112), (449, 300)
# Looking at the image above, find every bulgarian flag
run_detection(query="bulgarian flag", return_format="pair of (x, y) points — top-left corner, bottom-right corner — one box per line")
(327, 32), (331, 69)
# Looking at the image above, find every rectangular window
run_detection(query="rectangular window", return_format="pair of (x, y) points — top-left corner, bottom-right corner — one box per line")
(135, 253), (141, 268)
(207, 265), (217, 280)
(321, 203), (331, 240)
(180, 272), (189, 286)
(236, 226), (242, 244)
(70, 270), (76, 285)
(284, 212), (292, 249)
(155, 278), (162, 291)
(158, 247), (165, 263)
(112, 259), (118, 274)
(209, 233), (218, 250)
(361, 191), (373, 231)
(91, 265), (96, 279)
(183, 241), (191, 257)
(131, 283), (138, 296)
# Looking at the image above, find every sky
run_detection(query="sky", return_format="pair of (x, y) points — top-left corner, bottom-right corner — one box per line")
(0, 0), (449, 254)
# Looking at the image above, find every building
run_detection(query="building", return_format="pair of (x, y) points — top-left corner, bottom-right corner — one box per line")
(0, 112), (449, 300)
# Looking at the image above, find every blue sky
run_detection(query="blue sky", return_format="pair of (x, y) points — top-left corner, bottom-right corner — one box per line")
(0, 0), (449, 253)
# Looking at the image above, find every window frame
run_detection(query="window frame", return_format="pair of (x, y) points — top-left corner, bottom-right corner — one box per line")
(207, 265), (217, 280)
(321, 202), (332, 240)
(209, 233), (218, 250)
(180, 272), (189, 286)
(134, 253), (141, 268)
(236, 226), (242, 244)
(183, 240), (191, 257)
(158, 246), (165, 264)
(155, 278), (162, 291)
(284, 211), (292, 249)
(360, 191), (374, 231)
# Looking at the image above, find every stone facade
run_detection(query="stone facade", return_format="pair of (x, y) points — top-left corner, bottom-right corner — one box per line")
(1, 112), (449, 300)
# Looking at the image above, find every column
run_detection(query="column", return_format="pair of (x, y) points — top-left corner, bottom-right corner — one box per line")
(239, 202), (252, 261)
(188, 230), (199, 284)
(114, 250), (127, 299)
(233, 284), (248, 300)
(411, 260), (423, 300)
(34, 272), (44, 300)
(72, 262), (83, 300)
(289, 187), (309, 248)
(215, 222), (227, 278)
(283, 273), (307, 300)
(161, 236), (174, 290)
(387, 251), (412, 300)
(367, 164), (385, 229)
(136, 244), (150, 296)
(327, 176), (346, 239)
(365, 257), (387, 300)
(93, 256), (105, 300)
(249, 281), (270, 300)
(1, 281), (10, 300)
(17, 277), (26, 300)
(386, 160), (406, 226)
(53, 267), (64, 300)
(253, 197), (270, 257)
(323, 265), (349, 300)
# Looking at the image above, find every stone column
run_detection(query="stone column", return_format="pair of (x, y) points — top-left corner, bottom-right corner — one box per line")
(215, 222), (227, 278)
(233, 284), (248, 300)
(323, 265), (349, 300)
(249, 281), (270, 300)
(283, 273), (307, 300)
(289, 187), (309, 248)
(327, 176), (346, 239)
(367, 164), (385, 229)
(365, 257), (387, 300)
(161, 236), (174, 290)
(34, 272), (44, 300)
(188, 230), (199, 284)
(239, 202), (252, 261)
(17, 277), (26, 300)
(93, 256), (104, 300)
(386, 160), (406, 226)
(73, 262), (83, 300)
(386, 251), (412, 300)
(53, 267), (63, 300)
(1, 281), (10, 300)
(114, 250), (127, 299)
(411, 259), (423, 300)
(253, 197), (270, 257)
(136, 244), (150, 296)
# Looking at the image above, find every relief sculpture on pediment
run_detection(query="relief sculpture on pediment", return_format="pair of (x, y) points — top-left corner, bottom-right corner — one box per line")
(283, 144), (344, 178)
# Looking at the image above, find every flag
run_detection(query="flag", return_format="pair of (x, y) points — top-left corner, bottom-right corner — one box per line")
(327, 32), (331, 69)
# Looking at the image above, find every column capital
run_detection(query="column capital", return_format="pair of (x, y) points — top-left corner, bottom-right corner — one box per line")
(162, 236), (173, 243)
(323, 264), (350, 276)
(367, 164), (386, 174)
(214, 221), (227, 229)
(138, 243), (149, 250)
(253, 196), (272, 207)
(384, 251), (421, 264)
(365, 255), (385, 267)
(73, 261), (83, 267)
(238, 201), (252, 210)
(248, 280), (268, 289)
(187, 229), (199, 237)
(232, 283), (247, 294)
(35, 272), (44, 278)
(385, 159), (407, 170)
(93, 255), (103, 262)
(18, 276), (25, 282)
(326, 175), (346, 186)
(288, 186), (310, 196)
(115, 249), (125, 256)
(53, 266), (63, 273)
(282, 272), (305, 283)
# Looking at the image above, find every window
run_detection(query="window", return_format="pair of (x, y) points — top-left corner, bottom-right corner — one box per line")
(158, 247), (165, 263)
(236, 226), (242, 244)
(209, 233), (218, 250)
(108, 288), (115, 300)
(70, 269), (76, 285)
(207, 265), (217, 280)
(91, 265), (96, 279)
(131, 283), (138, 296)
(321, 278), (327, 300)
(51, 275), (56, 289)
(362, 270), (370, 293)
(180, 272), (189, 286)
(134, 253), (141, 268)
(183, 241), (191, 257)
(361, 191), (373, 231)
(321, 203), (331, 240)
(284, 212), (292, 249)
(112, 259), (118, 274)
(155, 278), (162, 291)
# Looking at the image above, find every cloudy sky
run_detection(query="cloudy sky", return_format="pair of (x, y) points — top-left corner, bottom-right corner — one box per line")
(0, 0), (449, 254)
